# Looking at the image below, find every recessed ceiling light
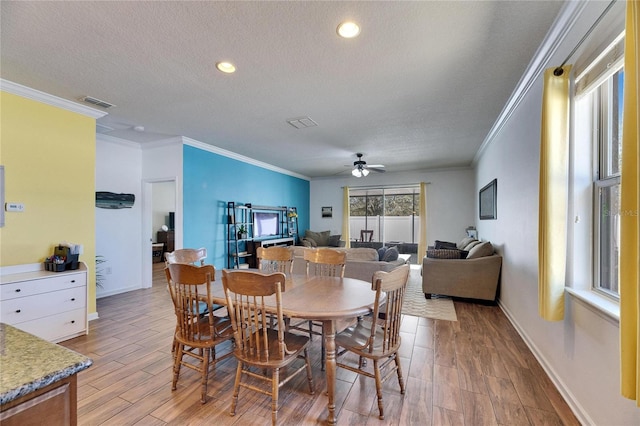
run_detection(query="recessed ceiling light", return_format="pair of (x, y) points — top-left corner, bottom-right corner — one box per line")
(337, 21), (360, 39)
(216, 61), (236, 73)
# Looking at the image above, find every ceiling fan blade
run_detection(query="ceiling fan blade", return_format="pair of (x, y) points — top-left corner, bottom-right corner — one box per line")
(366, 164), (385, 168)
(368, 167), (386, 173)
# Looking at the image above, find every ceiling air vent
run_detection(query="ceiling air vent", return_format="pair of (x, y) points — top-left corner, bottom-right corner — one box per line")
(286, 116), (318, 129)
(80, 96), (115, 109)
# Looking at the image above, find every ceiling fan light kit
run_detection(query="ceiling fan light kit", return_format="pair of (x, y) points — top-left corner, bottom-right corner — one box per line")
(351, 153), (383, 178)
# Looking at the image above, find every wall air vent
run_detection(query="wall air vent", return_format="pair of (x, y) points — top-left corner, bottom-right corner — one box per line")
(80, 96), (115, 109)
(286, 116), (318, 129)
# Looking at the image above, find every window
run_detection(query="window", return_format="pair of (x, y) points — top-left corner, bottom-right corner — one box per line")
(575, 33), (624, 299)
(593, 69), (623, 298)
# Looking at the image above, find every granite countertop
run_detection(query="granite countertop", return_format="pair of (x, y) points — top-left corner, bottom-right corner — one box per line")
(0, 323), (92, 405)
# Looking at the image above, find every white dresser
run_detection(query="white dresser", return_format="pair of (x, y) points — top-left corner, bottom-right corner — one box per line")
(0, 263), (88, 343)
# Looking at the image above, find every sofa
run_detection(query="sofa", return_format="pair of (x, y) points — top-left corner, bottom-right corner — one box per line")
(300, 230), (345, 248)
(291, 246), (406, 283)
(422, 237), (502, 302)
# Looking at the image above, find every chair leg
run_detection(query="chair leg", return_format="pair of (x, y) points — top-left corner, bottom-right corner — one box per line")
(172, 343), (183, 391)
(373, 359), (385, 420)
(271, 368), (280, 426)
(200, 348), (210, 404)
(321, 335), (325, 371)
(394, 354), (405, 394)
(230, 361), (243, 416)
(303, 348), (315, 394)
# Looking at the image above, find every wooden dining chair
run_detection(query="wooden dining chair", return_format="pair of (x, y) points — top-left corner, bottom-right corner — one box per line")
(257, 246), (294, 328)
(257, 246), (294, 275)
(222, 269), (314, 425)
(164, 247), (207, 266)
(335, 264), (410, 420)
(360, 229), (374, 242)
(291, 248), (347, 369)
(165, 247), (223, 354)
(165, 263), (234, 404)
(303, 247), (346, 278)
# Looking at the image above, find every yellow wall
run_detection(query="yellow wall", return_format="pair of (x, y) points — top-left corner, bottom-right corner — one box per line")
(0, 91), (97, 314)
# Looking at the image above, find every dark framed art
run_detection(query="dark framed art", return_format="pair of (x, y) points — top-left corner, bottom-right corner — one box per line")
(479, 179), (497, 220)
(322, 206), (332, 218)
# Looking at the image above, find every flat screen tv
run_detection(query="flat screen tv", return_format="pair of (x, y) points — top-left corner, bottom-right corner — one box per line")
(253, 211), (279, 239)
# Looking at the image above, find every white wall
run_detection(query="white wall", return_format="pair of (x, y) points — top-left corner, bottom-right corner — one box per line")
(475, 1), (639, 424)
(95, 135), (143, 298)
(152, 181), (175, 237)
(310, 168), (475, 247)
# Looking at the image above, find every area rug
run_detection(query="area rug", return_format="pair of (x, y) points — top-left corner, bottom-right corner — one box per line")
(402, 266), (457, 321)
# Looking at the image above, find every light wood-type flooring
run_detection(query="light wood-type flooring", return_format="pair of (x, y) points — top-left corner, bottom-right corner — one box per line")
(60, 263), (580, 425)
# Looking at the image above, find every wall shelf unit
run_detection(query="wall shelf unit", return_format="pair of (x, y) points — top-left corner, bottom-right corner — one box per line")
(227, 202), (299, 269)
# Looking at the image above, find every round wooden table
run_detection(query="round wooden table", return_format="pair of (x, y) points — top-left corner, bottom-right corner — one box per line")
(208, 273), (377, 425)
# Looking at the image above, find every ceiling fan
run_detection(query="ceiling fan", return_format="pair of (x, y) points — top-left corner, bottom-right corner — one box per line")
(351, 153), (385, 177)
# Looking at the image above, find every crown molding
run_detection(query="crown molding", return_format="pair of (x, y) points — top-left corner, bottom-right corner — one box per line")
(473, 0), (589, 164)
(96, 133), (142, 150)
(0, 79), (107, 119)
(182, 137), (310, 181)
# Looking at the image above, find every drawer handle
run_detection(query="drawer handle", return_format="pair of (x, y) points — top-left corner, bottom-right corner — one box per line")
(15, 289), (21, 293)
(15, 309), (21, 313)
(71, 280), (76, 283)
(71, 320), (75, 324)
(71, 298), (76, 301)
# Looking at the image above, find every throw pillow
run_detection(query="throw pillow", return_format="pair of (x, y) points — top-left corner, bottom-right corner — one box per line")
(463, 240), (482, 251)
(466, 241), (494, 259)
(302, 237), (317, 248)
(328, 234), (342, 247)
(426, 249), (461, 259)
(382, 246), (399, 262)
(435, 240), (458, 250)
(457, 237), (476, 250)
(377, 246), (388, 260)
(305, 230), (330, 247)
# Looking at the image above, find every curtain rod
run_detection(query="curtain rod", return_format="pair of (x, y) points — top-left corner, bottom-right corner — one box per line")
(554, 0), (619, 76)
(341, 182), (430, 190)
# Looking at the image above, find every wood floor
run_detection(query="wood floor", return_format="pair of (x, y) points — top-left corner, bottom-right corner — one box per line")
(60, 264), (580, 425)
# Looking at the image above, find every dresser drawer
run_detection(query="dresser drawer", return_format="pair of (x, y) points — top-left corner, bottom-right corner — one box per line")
(11, 308), (87, 343)
(0, 286), (86, 325)
(1, 273), (86, 301)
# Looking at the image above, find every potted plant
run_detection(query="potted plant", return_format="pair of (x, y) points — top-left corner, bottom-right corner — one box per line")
(237, 225), (248, 240)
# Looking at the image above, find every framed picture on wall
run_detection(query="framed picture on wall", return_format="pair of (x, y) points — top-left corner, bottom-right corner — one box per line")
(479, 179), (497, 220)
(322, 206), (332, 218)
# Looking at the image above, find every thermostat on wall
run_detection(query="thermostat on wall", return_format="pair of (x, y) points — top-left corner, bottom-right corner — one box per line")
(5, 203), (24, 212)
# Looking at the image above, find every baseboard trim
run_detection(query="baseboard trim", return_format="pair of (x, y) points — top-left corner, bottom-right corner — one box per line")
(88, 312), (99, 321)
(498, 300), (593, 426)
(97, 285), (142, 299)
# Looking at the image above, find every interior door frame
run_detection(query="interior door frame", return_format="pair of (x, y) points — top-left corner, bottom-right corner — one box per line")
(141, 177), (178, 288)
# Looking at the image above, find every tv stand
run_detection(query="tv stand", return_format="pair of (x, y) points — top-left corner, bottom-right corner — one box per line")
(246, 237), (295, 268)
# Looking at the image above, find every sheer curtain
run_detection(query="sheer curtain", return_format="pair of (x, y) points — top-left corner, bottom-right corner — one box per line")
(342, 186), (351, 249)
(620, 0), (639, 406)
(418, 182), (427, 263)
(538, 64), (572, 321)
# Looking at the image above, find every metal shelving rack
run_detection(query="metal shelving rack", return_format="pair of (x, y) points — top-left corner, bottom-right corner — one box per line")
(227, 201), (253, 269)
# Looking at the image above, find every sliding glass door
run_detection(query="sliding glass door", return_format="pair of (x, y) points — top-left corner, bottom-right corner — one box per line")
(349, 186), (420, 248)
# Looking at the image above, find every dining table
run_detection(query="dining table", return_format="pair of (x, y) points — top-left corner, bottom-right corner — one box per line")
(206, 272), (378, 425)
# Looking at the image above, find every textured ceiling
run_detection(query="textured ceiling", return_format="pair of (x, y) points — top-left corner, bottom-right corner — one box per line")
(0, 1), (564, 178)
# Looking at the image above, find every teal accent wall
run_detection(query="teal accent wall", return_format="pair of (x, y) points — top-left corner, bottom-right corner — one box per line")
(183, 145), (309, 269)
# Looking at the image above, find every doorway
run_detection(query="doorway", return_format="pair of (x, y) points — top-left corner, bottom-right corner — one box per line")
(142, 179), (176, 288)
